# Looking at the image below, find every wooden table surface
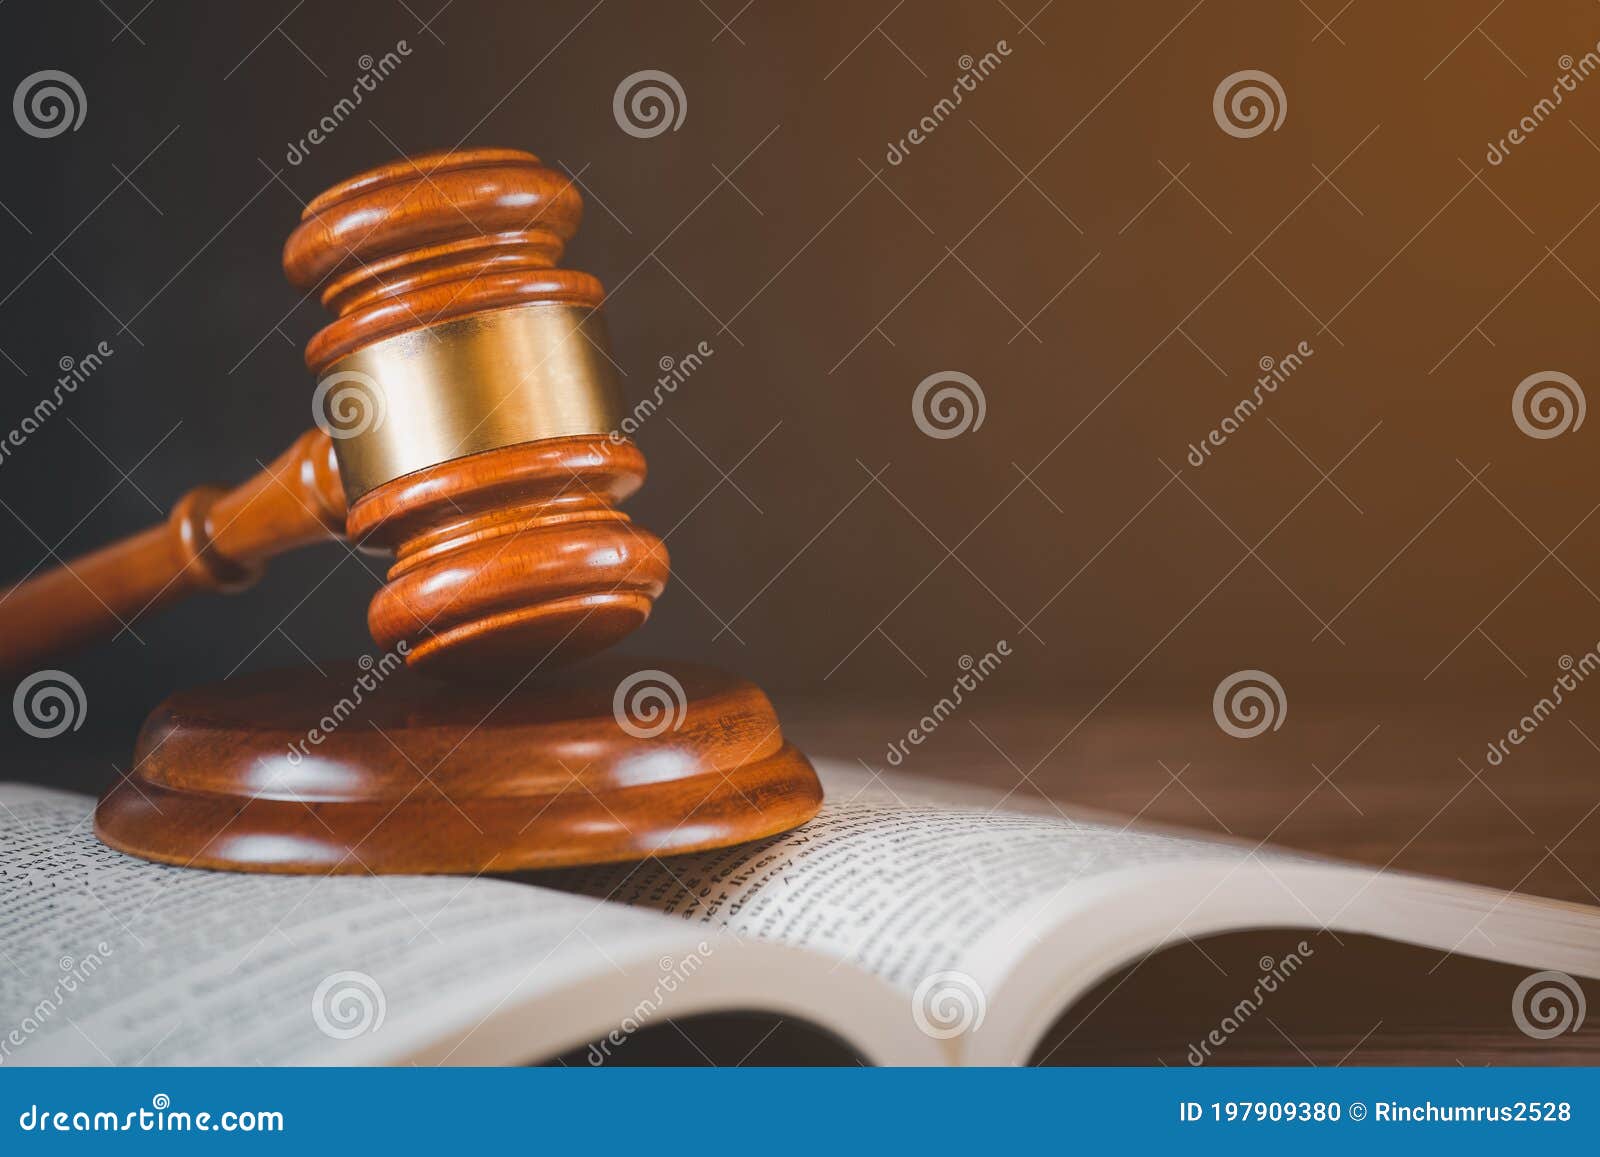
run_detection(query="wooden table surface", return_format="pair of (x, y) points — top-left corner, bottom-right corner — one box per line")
(781, 697), (1600, 905)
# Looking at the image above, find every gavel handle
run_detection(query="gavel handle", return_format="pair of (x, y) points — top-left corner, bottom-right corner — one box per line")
(0, 429), (348, 677)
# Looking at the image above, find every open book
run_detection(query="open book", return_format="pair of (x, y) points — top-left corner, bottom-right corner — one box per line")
(2, 762), (1597, 1066)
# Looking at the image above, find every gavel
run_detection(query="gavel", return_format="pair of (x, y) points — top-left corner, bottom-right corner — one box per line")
(0, 148), (670, 680)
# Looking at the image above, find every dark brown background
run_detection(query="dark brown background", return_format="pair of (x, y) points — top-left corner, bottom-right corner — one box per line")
(5, 0), (1600, 858)
(5, 4), (1600, 829)
(1, 0), (1598, 1065)
(5, 0), (1600, 712)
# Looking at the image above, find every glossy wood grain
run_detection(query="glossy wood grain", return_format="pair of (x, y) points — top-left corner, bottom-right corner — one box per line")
(0, 430), (345, 678)
(95, 658), (822, 873)
(0, 148), (663, 677)
(282, 147), (601, 373)
(297, 146), (665, 675)
(346, 435), (668, 677)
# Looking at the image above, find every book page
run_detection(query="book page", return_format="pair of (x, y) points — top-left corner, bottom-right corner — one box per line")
(546, 762), (1253, 995)
(0, 785), (831, 1066)
(551, 763), (1600, 1063)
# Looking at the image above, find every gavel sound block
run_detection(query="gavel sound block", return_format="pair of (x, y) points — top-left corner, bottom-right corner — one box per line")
(0, 148), (821, 873)
(103, 657), (817, 874)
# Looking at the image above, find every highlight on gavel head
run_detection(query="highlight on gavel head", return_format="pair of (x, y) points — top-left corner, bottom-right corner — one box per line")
(281, 148), (669, 679)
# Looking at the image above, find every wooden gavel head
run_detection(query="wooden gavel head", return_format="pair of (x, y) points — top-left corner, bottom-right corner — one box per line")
(282, 148), (668, 679)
